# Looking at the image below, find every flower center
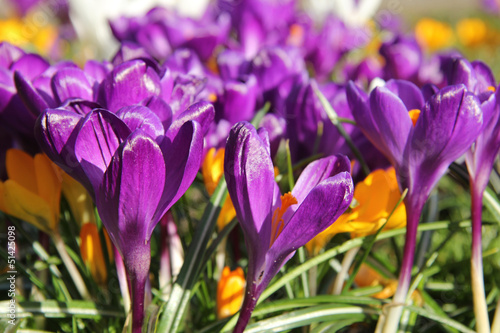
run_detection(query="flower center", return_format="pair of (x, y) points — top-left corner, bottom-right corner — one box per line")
(408, 109), (421, 127)
(269, 192), (298, 248)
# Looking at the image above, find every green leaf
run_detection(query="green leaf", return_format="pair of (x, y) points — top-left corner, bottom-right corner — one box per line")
(156, 177), (227, 332)
(405, 306), (475, 333)
(0, 301), (124, 319)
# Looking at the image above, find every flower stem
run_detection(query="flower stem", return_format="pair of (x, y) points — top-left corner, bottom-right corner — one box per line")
(380, 198), (424, 333)
(492, 297), (500, 333)
(471, 184), (490, 333)
(333, 246), (360, 295)
(233, 281), (259, 333)
(52, 232), (91, 300)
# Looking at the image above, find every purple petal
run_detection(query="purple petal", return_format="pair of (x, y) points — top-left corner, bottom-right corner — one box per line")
(115, 105), (164, 138)
(151, 120), (204, 232)
(370, 86), (413, 165)
(14, 71), (50, 117)
(166, 101), (214, 139)
(98, 60), (161, 112)
(0, 42), (24, 68)
(292, 155), (351, 205)
(51, 68), (93, 105)
(74, 109), (132, 193)
(224, 122), (276, 259)
(97, 130), (165, 250)
(10, 54), (49, 80)
(267, 172), (353, 275)
(346, 81), (380, 144)
(384, 79), (425, 111)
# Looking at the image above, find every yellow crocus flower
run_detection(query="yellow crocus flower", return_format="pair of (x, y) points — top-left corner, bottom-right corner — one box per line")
(306, 167), (406, 255)
(0, 14), (57, 56)
(80, 223), (113, 285)
(0, 149), (62, 234)
(414, 18), (454, 51)
(202, 148), (236, 231)
(456, 18), (488, 47)
(217, 266), (246, 319)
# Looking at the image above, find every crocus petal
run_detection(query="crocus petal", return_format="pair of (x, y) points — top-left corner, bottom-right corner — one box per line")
(2, 180), (55, 233)
(6, 149), (37, 194)
(472, 61), (496, 91)
(405, 85), (482, 194)
(166, 101), (215, 139)
(346, 81), (381, 146)
(97, 130), (166, 251)
(115, 105), (165, 139)
(152, 120), (204, 232)
(34, 154), (62, 222)
(10, 54), (49, 80)
(369, 86), (413, 165)
(14, 71), (50, 117)
(51, 68), (93, 105)
(74, 109), (131, 194)
(35, 108), (84, 175)
(384, 80), (425, 111)
(292, 154), (351, 205)
(98, 60), (161, 112)
(266, 172), (353, 279)
(224, 122), (276, 260)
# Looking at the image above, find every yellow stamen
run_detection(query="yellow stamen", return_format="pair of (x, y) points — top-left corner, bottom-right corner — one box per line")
(487, 86), (496, 92)
(408, 109), (421, 127)
(287, 24), (304, 47)
(208, 93), (218, 103)
(269, 192), (298, 248)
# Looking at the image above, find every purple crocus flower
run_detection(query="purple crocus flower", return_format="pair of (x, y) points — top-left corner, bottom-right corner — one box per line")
(346, 80), (484, 331)
(36, 103), (213, 332)
(379, 35), (423, 82)
(224, 122), (353, 332)
(447, 57), (498, 332)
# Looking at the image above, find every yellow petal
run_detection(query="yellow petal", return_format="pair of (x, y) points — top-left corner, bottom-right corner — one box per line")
(34, 154), (62, 228)
(217, 196), (236, 231)
(217, 266), (245, 319)
(0, 182), (7, 213)
(202, 148), (225, 196)
(3, 180), (54, 233)
(62, 172), (95, 227)
(6, 149), (37, 194)
(80, 223), (108, 285)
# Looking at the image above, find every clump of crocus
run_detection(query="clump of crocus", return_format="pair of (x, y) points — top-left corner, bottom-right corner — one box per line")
(224, 122), (353, 332)
(36, 101), (213, 332)
(217, 266), (246, 319)
(306, 167), (406, 256)
(346, 79), (484, 332)
(80, 223), (113, 285)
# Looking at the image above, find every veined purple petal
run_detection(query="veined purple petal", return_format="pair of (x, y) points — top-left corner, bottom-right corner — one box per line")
(292, 155), (351, 205)
(115, 105), (164, 139)
(98, 60), (161, 112)
(97, 130), (165, 251)
(51, 67), (93, 105)
(74, 109), (131, 193)
(224, 122), (276, 260)
(151, 120), (204, 233)
(166, 101), (214, 139)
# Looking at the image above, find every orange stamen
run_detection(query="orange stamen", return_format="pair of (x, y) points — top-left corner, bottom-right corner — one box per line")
(269, 192), (298, 248)
(408, 109), (421, 127)
(487, 86), (496, 92)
